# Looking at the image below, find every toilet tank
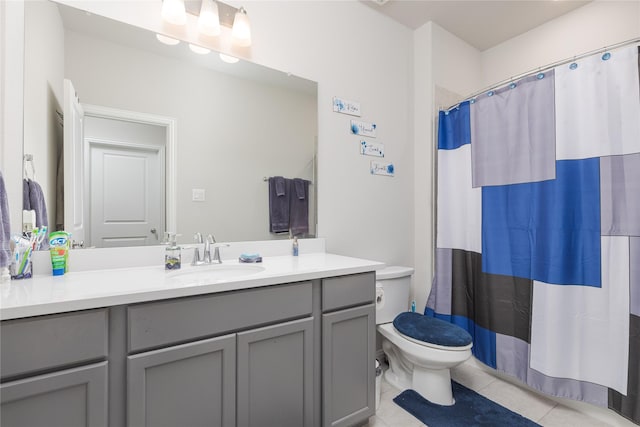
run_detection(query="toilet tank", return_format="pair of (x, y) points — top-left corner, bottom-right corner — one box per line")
(375, 266), (414, 325)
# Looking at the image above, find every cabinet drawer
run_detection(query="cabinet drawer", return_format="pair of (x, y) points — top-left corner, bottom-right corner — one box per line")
(128, 281), (313, 353)
(322, 272), (375, 312)
(0, 309), (108, 381)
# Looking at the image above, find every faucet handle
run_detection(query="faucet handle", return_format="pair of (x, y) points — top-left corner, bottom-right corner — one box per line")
(206, 234), (216, 244)
(194, 232), (203, 243)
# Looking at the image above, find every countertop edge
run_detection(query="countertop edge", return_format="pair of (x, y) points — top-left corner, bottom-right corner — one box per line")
(1, 255), (385, 320)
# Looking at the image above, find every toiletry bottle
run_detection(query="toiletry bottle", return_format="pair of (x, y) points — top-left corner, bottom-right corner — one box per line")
(165, 233), (181, 270)
(292, 236), (299, 256)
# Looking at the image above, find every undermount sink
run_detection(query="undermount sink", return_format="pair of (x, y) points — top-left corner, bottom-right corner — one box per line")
(168, 263), (265, 283)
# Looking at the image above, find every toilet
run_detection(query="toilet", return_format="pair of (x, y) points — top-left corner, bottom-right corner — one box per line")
(376, 266), (472, 406)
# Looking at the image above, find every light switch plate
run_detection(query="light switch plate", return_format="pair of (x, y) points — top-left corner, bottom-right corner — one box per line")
(192, 188), (205, 202)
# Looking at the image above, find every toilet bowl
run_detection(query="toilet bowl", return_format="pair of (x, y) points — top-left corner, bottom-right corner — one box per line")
(376, 266), (472, 406)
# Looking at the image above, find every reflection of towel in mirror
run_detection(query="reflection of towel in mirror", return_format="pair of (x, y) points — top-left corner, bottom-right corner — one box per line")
(290, 178), (310, 237)
(23, 179), (31, 211)
(0, 171), (12, 267)
(27, 180), (49, 249)
(269, 177), (290, 233)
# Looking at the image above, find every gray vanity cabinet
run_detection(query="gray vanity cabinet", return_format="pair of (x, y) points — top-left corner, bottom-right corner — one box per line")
(237, 317), (314, 427)
(127, 334), (236, 427)
(321, 273), (376, 427)
(1, 362), (108, 427)
(0, 309), (109, 427)
(126, 281), (315, 427)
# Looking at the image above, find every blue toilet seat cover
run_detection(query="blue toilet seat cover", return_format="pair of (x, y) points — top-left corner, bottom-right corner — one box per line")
(393, 312), (473, 347)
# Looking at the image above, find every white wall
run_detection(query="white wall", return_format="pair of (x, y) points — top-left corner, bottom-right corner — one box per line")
(23, 0), (65, 231)
(413, 22), (482, 310)
(481, 1), (640, 86)
(65, 30), (317, 243)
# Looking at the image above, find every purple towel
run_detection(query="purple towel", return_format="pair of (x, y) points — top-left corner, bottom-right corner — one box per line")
(269, 177), (290, 233)
(1, 171), (12, 267)
(27, 180), (49, 249)
(23, 179), (31, 211)
(290, 178), (310, 237)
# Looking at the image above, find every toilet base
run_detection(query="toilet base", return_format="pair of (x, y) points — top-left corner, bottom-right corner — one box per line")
(412, 366), (455, 406)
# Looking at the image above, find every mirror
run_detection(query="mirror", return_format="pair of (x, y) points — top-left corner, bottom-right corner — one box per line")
(23, 1), (317, 248)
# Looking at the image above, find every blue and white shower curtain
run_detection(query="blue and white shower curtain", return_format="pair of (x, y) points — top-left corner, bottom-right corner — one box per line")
(427, 44), (640, 424)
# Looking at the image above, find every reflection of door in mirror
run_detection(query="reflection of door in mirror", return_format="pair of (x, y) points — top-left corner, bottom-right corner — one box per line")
(64, 80), (167, 248)
(86, 115), (166, 248)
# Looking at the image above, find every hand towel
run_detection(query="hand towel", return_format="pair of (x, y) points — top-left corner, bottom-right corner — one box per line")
(274, 176), (286, 197)
(23, 178), (31, 211)
(28, 179), (49, 249)
(294, 178), (306, 200)
(290, 178), (310, 236)
(0, 171), (12, 268)
(269, 177), (290, 233)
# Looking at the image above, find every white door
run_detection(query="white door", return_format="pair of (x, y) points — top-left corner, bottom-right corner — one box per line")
(89, 141), (162, 247)
(63, 79), (85, 242)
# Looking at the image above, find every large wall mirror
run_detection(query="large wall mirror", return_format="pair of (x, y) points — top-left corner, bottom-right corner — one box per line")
(23, 1), (317, 248)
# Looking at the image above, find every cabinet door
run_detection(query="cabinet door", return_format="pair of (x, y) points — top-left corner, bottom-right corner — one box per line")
(237, 317), (314, 427)
(127, 334), (235, 427)
(0, 361), (108, 427)
(322, 304), (375, 427)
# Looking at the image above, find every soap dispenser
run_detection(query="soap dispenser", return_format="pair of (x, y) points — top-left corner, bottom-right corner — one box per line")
(164, 232), (181, 270)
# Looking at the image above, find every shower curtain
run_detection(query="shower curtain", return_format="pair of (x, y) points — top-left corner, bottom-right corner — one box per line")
(427, 44), (640, 424)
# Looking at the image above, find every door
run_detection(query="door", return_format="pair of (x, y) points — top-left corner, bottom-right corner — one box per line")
(0, 362), (108, 427)
(88, 141), (163, 247)
(237, 317), (314, 427)
(322, 304), (376, 427)
(127, 334), (236, 427)
(63, 79), (85, 242)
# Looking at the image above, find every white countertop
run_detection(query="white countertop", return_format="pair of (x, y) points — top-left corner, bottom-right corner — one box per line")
(1, 253), (384, 320)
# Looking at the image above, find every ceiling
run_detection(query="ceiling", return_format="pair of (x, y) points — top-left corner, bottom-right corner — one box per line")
(361, 0), (591, 51)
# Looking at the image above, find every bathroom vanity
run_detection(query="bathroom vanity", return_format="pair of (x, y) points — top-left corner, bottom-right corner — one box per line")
(0, 252), (382, 427)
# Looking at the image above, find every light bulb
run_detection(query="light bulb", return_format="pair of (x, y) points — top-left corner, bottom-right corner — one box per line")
(161, 0), (187, 26)
(232, 7), (251, 47)
(189, 44), (211, 55)
(156, 34), (180, 45)
(198, 0), (221, 36)
(219, 53), (239, 64)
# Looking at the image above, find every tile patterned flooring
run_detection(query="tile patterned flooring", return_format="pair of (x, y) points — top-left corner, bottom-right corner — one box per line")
(367, 358), (638, 427)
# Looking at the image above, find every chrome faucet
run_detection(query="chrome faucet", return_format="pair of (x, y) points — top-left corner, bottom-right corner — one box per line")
(202, 234), (214, 264)
(191, 233), (229, 265)
(192, 232), (203, 265)
(207, 234), (230, 264)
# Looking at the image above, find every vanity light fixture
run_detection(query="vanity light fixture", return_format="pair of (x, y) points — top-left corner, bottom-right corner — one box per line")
(197, 0), (221, 36)
(161, 0), (252, 46)
(189, 44), (211, 54)
(231, 7), (251, 47)
(161, 0), (187, 25)
(219, 53), (239, 64)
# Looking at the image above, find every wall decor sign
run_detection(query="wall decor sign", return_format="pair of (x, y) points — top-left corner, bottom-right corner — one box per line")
(371, 161), (394, 177)
(333, 96), (361, 116)
(350, 119), (377, 137)
(360, 140), (384, 157)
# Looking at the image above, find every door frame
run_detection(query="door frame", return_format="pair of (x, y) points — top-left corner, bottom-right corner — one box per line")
(82, 104), (177, 237)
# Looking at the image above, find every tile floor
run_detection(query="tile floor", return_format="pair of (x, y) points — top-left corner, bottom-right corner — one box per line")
(367, 358), (638, 427)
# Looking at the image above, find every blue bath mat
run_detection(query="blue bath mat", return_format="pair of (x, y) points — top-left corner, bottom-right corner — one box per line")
(393, 382), (541, 427)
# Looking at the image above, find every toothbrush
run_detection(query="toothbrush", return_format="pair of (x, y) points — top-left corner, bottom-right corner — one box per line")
(17, 246), (32, 276)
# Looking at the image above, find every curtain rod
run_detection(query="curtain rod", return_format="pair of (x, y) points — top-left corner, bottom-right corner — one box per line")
(444, 37), (640, 111)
